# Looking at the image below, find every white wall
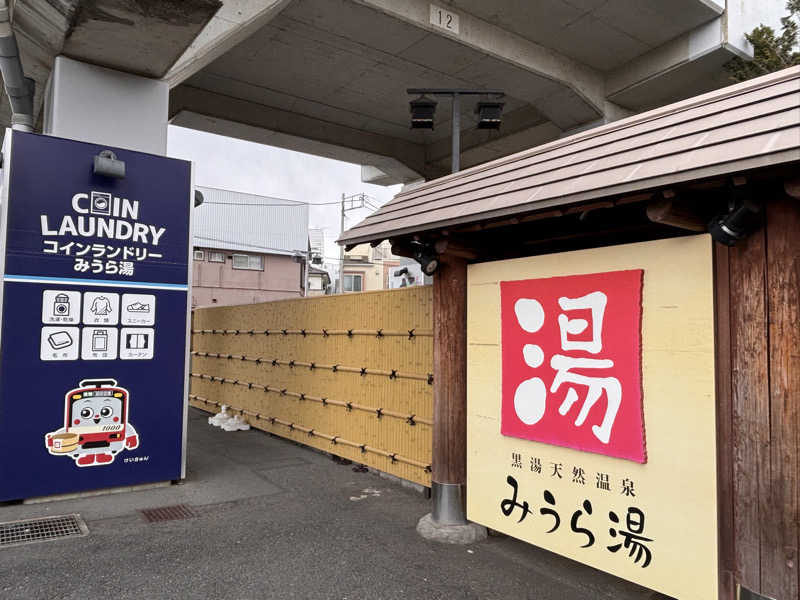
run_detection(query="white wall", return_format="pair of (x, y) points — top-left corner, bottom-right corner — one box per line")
(726, 0), (789, 57)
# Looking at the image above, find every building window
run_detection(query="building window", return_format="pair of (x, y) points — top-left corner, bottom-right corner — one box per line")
(343, 273), (363, 292)
(208, 251), (225, 263)
(232, 254), (264, 270)
(193, 250), (205, 261)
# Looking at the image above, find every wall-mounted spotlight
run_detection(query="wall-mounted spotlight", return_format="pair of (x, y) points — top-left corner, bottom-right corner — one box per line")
(708, 191), (761, 246)
(475, 100), (504, 129)
(412, 243), (440, 276)
(93, 149), (125, 179)
(410, 96), (437, 129)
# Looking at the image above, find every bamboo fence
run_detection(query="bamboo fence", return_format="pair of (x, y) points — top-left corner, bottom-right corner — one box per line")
(190, 286), (433, 486)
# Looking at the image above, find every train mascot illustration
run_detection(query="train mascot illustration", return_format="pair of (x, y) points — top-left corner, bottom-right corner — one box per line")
(45, 379), (139, 467)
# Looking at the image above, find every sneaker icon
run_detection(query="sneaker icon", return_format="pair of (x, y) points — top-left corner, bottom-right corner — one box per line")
(126, 302), (151, 313)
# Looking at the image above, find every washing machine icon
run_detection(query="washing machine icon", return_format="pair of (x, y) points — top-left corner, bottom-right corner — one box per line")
(53, 294), (71, 317)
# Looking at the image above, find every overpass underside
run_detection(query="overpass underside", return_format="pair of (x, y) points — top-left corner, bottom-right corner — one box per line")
(6, 0), (778, 185)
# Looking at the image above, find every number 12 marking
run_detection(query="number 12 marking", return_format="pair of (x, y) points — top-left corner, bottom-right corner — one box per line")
(430, 4), (460, 34)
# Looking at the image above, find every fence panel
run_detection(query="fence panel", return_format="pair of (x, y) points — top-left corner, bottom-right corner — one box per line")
(190, 286), (433, 486)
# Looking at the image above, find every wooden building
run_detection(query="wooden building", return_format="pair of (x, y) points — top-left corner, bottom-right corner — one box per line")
(340, 66), (800, 599)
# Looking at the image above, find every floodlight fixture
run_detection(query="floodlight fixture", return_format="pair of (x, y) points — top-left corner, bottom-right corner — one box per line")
(407, 88), (505, 173)
(410, 95), (437, 129)
(476, 100), (504, 129)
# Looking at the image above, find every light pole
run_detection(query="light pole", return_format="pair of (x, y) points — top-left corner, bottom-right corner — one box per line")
(407, 88), (504, 174)
(406, 88), (503, 540)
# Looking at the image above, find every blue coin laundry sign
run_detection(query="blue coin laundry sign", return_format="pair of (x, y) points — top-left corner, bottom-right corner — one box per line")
(0, 131), (192, 500)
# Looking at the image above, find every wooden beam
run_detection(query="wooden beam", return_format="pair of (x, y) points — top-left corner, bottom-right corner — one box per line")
(563, 200), (614, 214)
(520, 209), (564, 222)
(434, 239), (478, 260)
(686, 177), (727, 190)
(389, 239), (416, 259)
(646, 198), (707, 232)
(784, 176), (800, 199)
(615, 192), (653, 205)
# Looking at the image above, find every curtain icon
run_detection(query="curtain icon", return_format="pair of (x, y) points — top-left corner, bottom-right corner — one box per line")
(125, 333), (149, 349)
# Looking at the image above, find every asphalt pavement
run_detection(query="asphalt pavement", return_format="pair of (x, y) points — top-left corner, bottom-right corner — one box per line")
(0, 408), (669, 600)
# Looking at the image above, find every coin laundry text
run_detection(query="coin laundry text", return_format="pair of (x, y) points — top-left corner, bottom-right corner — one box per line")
(40, 193), (166, 246)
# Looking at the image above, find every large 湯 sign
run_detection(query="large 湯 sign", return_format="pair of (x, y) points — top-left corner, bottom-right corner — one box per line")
(467, 235), (718, 599)
(501, 268), (646, 462)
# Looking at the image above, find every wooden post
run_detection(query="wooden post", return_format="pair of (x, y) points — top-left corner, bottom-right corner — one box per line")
(719, 191), (800, 599)
(431, 254), (468, 524)
(762, 195), (799, 600)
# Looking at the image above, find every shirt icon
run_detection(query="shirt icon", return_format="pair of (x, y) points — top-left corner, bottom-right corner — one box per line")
(90, 296), (112, 316)
(82, 292), (120, 326)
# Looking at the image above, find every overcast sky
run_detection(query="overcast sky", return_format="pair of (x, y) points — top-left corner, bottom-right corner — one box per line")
(167, 125), (401, 271)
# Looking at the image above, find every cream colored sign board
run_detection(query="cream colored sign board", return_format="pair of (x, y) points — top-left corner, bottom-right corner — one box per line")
(466, 235), (717, 600)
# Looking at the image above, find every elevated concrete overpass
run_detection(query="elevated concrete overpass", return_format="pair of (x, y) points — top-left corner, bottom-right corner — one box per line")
(2, 0), (785, 184)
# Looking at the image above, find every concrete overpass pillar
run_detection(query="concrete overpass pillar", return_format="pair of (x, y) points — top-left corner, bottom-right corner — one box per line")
(43, 56), (168, 155)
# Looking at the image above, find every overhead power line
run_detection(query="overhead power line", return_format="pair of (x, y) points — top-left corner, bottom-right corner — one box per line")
(203, 194), (383, 209)
(195, 234), (308, 256)
(194, 234), (348, 262)
(203, 200), (343, 207)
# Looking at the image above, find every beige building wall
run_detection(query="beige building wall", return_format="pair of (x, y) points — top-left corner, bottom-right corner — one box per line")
(307, 272), (329, 296)
(342, 241), (402, 293)
(192, 248), (303, 307)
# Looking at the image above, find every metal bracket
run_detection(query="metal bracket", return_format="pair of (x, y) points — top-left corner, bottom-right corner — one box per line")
(738, 585), (776, 600)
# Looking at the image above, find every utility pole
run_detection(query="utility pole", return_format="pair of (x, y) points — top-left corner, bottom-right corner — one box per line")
(303, 250), (309, 297)
(336, 193), (367, 294)
(337, 193), (345, 294)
